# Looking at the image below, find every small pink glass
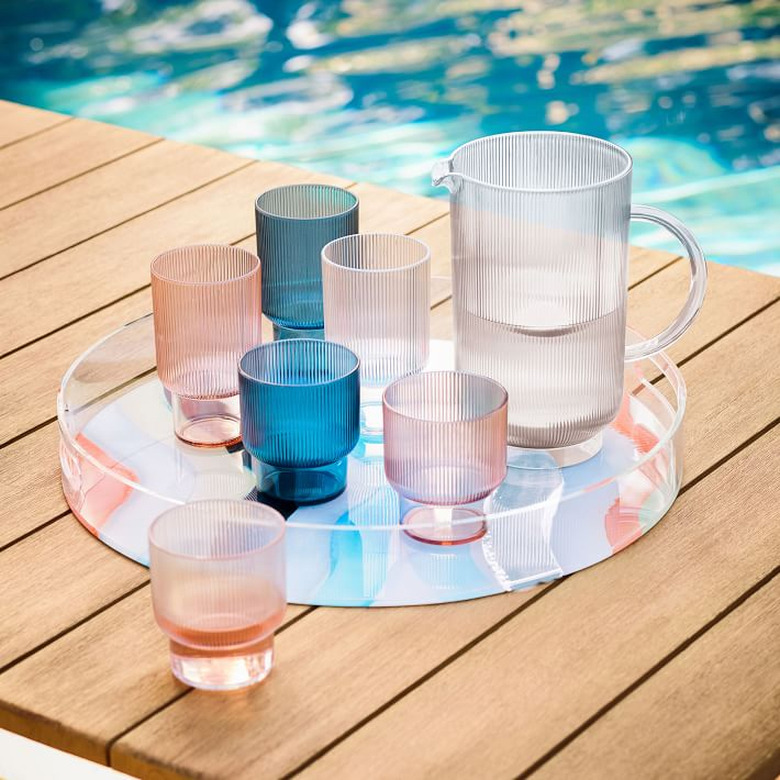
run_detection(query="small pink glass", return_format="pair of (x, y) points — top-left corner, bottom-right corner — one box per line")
(149, 500), (286, 690)
(383, 370), (508, 545)
(151, 245), (262, 447)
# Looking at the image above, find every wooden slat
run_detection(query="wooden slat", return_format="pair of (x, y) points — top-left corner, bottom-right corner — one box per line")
(288, 424), (780, 780)
(0, 289), (152, 446)
(108, 301), (779, 777)
(671, 302), (780, 482)
(534, 576), (780, 780)
(0, 184), (465, 665)
(0, 253), (774, 668)
(0, 423), (64, 548)
(0, 183), (450, 556)
(0, 104), (774, 779)
(350, 182), (448, 233)
(0, 101), (68, 148)
(0, 591), (310, 765)
(0, 519), (148, 669)
(0, 120), (158, 209)
(0, 162), (349, 355)
(627, 259), (780, 370)
(1, 585), (527, 769)
(1, 253), (754, 548)
(0, 181), (445, 444)
(628, 246), (679, 287)
(0, 141), (246, 279)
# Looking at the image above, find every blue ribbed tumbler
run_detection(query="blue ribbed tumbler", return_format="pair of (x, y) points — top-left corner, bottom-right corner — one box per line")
(239, 339), (360, 504)
(255, 184), (359, 340)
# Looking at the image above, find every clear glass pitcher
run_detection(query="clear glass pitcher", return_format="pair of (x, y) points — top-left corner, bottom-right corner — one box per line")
(433, 131), (706, 465)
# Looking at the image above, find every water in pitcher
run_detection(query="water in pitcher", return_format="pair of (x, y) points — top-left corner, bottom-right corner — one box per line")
(455, 307), (625, 449)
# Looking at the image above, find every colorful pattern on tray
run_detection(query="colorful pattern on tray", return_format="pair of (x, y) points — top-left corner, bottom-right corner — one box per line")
(59, 322), (684, 607)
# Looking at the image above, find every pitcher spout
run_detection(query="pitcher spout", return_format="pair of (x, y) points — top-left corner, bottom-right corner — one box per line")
(431, 158), (460, 193)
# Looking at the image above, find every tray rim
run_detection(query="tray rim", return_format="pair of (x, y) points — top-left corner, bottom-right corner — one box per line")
(57, 312), (686, 530)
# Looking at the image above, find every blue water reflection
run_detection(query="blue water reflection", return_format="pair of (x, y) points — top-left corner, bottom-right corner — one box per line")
(0, 0), (777, 271)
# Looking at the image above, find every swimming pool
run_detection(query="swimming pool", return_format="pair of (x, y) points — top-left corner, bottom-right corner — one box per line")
(1, 0), (778, 274)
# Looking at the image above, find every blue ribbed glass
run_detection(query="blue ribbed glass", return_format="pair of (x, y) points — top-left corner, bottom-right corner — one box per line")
(255, 184), (359, 332)
(239, 339), (360, 505)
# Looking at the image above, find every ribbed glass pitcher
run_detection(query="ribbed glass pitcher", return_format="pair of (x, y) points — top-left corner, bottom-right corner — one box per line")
(433, 132), (706, 464)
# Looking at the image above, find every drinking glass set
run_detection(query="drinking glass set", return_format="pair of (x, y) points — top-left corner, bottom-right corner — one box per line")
(146, 132), (707, 691)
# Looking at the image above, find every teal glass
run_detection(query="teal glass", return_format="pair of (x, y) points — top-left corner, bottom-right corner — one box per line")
(255, 184), (359, 337)
(239, 339), (360, 505)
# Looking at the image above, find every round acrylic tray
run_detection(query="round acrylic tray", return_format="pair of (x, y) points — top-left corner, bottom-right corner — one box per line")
(58, 313), (685, 607)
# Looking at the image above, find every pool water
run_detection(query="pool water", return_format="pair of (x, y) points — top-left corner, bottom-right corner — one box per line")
(1, 0), (778, 273)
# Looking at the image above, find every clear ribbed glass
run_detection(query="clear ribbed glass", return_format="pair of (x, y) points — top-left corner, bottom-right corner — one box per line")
(383, 371), (507, 545)
(151, 244), (262, 448)
(255, 184), (359, 334)
(239, 339), (360, 505)
(148, 500), (286, 690)
(433, 131), (706, 463)
(322, 232), (430, 437)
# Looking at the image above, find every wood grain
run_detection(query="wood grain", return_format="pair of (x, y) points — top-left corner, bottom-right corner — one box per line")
(0, 423), (65, 548)
(627, 259), (780, 371)
(0, 289), (152, 445)
(0, 119), (158, 210)
(0, 101), (68, 148)
(0, 162), (348, 355)
(0, 589), (310, 765)
(0, 140), (246, 278)
(0, 103), (776, 779)
(673, 301), (780, 483)
(0, 518), (147, 669)
(350, 182), (448, 234)
(534, 575), (780, 780)
(291, 425), (780, 780)
(1, 254), (755, 547)
(112, 589), (544, 779)
(108, 301), (780, 779)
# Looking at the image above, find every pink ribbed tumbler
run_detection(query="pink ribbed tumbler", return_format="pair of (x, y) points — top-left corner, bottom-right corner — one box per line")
(151, 245), (262, 447)
(383, 371), (508, 545)
(149, 500), (286, 690)
(322, 233), (430, 438)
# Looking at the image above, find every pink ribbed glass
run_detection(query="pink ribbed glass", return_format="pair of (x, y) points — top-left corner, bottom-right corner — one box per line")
(433, 131), (706, 465)
(383, 371), (508, 545)
(149, 500), (286, 690)
(151, 245), (262, 447)
(322, 233), (430, 437)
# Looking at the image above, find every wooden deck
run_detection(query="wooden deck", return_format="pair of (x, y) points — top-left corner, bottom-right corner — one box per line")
(0, 99), (778, 779)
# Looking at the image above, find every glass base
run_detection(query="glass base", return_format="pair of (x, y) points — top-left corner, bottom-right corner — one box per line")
(169, 635), (274, 690)
(171, 394), (241, 448)
(507, 431), (604, 469)
(254, 457), (347, 505)
(272, 322), (324, 341)
(403, 506), (487, 546)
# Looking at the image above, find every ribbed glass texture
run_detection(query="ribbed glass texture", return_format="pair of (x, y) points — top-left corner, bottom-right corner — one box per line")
(322, 233), (430, 388)
(239, 340), (360, 503)
(255, 184), (359, 331)
(148, 499), (286, 689)
(436, 132), (632, 450)
(151, 245), (262, 400)
(383, 371), (508, 506)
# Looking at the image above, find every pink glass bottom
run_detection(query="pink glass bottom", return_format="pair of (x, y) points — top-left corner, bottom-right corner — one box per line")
(169, 634), (275, 690)
(403, 505), (487, 546)
(172, 394), (241, 448)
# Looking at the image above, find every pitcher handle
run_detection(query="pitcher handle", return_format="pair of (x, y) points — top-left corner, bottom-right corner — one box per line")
(625, 204), (707, 362)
